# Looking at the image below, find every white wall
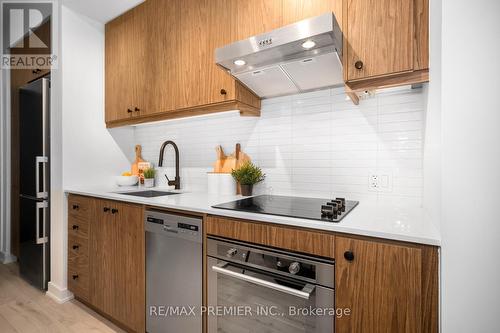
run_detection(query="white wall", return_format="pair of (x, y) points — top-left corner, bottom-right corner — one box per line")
(48, 0), (65, 299)
(440, 0), (500, 331)
(423, 0), (442, 232)
(136, 86), (426, 206)
(61, 8), (133, 189)
(48, 5), (134, 299)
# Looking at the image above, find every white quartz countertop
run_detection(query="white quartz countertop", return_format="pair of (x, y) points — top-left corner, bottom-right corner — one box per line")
(65, 186), (441, 246)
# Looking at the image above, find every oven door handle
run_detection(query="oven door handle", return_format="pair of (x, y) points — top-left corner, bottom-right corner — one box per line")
(212, 262), (315, 300)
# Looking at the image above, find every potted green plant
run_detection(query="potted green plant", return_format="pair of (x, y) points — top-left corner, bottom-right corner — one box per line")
(231, 162), (265, 196)
(143, 168), (156, 188)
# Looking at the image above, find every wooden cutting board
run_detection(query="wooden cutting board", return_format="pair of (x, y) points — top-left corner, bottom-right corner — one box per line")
(213, 145), (227, 173)
(227, 143), (251, 170)
(213, 143), (251, 173)
(131, 145), (145, 176)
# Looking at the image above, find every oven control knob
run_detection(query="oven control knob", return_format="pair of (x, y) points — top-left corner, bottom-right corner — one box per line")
(289, 262), (301, 275)
(226, 248), (238, 258)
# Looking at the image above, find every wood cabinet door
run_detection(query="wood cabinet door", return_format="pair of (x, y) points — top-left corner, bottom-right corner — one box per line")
(235, 0), (282, 40)
(105, 13), (134, 122)
(335, 236), (422, 333)
(143, 0), (180, 115)
(206, 215), (335, 258)
(178, 0), (237, 109)
(414, 0), (429, 70)
(112, 202), (145, 333)
(345, 0), (413, 81)
(89, 199), (116, 316)
(127, 4), (148, 117)
(89, 200), (144, 332)
(282, 0), (342, 26)
(105, 4), (147, 122)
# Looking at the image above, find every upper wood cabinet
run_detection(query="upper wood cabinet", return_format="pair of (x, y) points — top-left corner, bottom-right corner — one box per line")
(413, 0), (429, 71)
(105, 0), (429, 125)
(345, 0), (413, 81)
(105, 0), (260, 127)
(335, 236), (438, 333)
(143, 0), (180, 116)
(235, 0), (282, 40)
(105, 4), (148, 122)
(344, 0), (429, 87)
(178, 0), (236, 109)
(236, 0), (343, 38)
(282, 0), (342, 26)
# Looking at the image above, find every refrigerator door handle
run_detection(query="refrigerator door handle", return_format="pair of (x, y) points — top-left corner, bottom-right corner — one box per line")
(36, 201), (49, 244)
(35, 156), (48, 199)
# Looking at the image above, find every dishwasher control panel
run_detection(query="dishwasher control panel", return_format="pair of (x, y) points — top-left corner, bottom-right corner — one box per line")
(145, 210), (202, 243)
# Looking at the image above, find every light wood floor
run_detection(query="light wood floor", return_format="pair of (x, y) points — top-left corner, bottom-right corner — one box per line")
(0, 263), (125, 333)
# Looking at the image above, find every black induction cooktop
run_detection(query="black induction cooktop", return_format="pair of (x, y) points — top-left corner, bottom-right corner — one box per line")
(212, 195), (359, 223)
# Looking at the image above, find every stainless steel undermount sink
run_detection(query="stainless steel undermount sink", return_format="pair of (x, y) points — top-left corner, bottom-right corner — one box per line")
(117, 190), (180, 198)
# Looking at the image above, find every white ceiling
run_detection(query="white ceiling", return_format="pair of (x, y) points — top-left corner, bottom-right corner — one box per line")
(62, 0), (144, 23)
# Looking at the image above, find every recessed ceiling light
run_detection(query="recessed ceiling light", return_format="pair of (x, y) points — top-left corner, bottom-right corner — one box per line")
(234, 59), (246, 66)
(301, 40), (316, 49)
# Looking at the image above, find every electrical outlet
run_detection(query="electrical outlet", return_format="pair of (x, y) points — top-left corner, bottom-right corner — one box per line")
(368, 172), (393, 192)
(369, 174), (379, 190)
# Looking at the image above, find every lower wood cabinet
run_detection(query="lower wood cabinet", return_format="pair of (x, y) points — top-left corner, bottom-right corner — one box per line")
(207, 214), (439, 333)
(206, 215), (335, 258)
(335, 235), (439, 333)
(67, 195), (145, 333)
(67, 199), (438, 333)
(67, 195), (92, 301)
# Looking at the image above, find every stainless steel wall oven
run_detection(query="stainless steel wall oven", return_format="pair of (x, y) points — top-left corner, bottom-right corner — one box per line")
(207, 237), (335, 333)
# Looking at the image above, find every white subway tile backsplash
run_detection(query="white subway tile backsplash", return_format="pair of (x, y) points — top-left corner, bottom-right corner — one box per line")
(134, 87), (426, 205)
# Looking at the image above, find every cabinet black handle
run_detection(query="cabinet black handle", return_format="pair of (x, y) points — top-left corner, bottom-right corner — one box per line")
(72, 245), (79, 250)
(344, 251), (355, 262)
(32, 68), (41, 74)
(103, 207), (110, 212)
(72, 204), (79, 210)
(354, 60), (363, 70)
(72, 274), (79, 280)
(111, 208), (118, 214)
(72, 225), (79, 230)
(134, 107), (140, 112)
(127, 108), (133, 113)
(220, 89), (227, 95)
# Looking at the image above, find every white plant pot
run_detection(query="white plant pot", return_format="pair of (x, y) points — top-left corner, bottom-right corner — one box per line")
(207, 173), (236, 195)
(144, 178), (154, 188)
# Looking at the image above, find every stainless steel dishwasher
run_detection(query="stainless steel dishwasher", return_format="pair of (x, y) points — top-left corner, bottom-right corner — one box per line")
(145, 210), (202, 333)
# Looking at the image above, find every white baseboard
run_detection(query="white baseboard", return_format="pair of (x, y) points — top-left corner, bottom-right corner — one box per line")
(46, 282), (74, 304)
(0, 252), (17, 264)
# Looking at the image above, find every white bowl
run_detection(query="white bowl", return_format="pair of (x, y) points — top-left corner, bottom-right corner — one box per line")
(115, 175), (139, 186)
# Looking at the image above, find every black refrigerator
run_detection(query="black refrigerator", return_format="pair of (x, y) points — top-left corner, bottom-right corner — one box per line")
(19, 76), (50, 290)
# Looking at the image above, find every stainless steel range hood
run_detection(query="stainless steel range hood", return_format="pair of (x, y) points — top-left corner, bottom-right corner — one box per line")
(215, 13), (343, 99)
